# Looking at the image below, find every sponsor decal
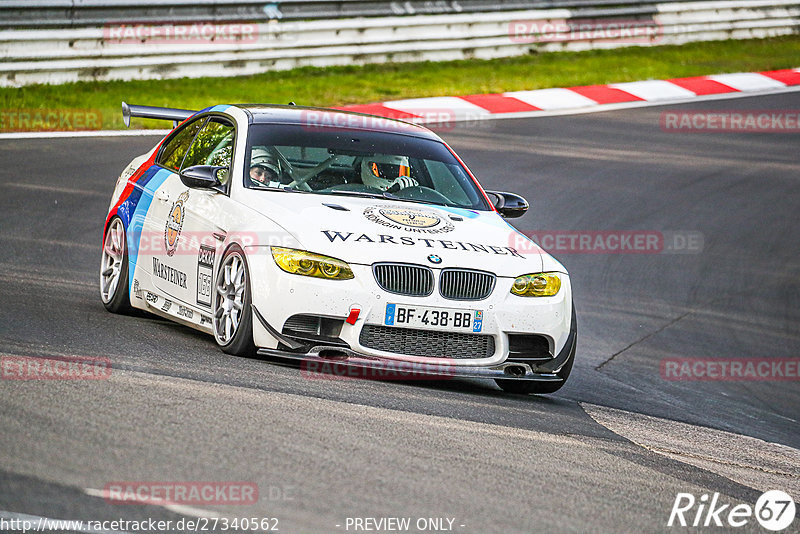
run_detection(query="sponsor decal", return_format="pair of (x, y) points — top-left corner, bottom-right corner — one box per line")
(132, 279), (143, 299)
(321, 230), (525, 258)
(196, 244), (215, 307)
(200, 314), (212, 326)
(145, 291), (158, 304)
(165, 190), (189, 257)
(363, 206), (454, 234)
(153, 258), (188, 289)
(177, 305), (194, 319)
(161, 299), (172, 313)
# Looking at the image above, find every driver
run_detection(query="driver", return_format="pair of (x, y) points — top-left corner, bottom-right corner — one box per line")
(249, 147), (282, 187)
(361, 155), (418, 192)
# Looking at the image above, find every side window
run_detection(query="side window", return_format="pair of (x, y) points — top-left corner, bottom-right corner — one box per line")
(157, 119), (205, 172)
(181, 119), (235, 184)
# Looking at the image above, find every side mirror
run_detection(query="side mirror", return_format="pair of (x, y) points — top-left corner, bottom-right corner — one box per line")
(485, 190), (529, 218)
(179, 165), (226, 188)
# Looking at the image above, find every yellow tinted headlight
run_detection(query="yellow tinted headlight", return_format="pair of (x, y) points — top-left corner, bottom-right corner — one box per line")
(510, 273), (561, 297)
(271, 247), (354, 280)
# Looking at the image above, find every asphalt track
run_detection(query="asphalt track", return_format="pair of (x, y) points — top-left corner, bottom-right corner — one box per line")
(0, 92), (798, 533)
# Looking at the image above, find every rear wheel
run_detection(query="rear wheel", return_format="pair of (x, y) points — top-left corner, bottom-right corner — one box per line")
(213, 245), (256, 357)
(496, 306), (577, 395)
(100, 217), (132, 314)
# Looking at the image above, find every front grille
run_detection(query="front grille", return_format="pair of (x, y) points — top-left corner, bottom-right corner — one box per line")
(373, 263), (434, 297)
(359, 325), (495, 359)
(439, 269), (496, 300)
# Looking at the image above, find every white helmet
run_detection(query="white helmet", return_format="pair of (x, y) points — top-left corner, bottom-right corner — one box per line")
(361, 154), (412, 191)
(249, 146), (282, 186)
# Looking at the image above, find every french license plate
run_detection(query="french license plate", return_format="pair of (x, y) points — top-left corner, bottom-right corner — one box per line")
(384, 303), (483, 333)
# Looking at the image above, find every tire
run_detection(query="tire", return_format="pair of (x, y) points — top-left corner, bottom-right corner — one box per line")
(100, 217), (132, 314)
(496, 305), (577, 395)
(213, 244), (256, 357)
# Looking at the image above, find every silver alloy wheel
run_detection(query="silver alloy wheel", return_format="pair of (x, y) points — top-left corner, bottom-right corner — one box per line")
(100, 218), (125, 304)
(214, 251), (246, 345)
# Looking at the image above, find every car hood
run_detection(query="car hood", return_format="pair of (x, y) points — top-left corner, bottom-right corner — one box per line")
(242, 193), (544, 277)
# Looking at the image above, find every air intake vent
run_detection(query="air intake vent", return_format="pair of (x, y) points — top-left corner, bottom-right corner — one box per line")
(373, 263), (434, 297)
(439, 269), (496, 300)
(359, 325), (495, 359)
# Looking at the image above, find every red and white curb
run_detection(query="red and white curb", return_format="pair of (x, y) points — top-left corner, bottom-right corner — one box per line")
(338, 68), (800, 123)
(2, 68), (798, 139)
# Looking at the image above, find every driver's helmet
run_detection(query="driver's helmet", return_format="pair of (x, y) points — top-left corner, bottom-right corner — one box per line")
(361, 154), (411, 191)
(249, 147), (281, 186)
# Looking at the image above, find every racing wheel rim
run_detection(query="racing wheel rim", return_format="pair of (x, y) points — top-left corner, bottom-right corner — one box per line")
(100, 218), (125, 304)
(214, 251), (246, 345)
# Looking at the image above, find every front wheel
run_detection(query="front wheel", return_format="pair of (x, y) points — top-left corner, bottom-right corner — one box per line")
(213, 245), (256, 357)
(100, 217), (132, 314)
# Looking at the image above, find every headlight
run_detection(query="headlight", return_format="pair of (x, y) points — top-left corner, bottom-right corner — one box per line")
(510, 272), (561, 297)
(271, 247), (354, 280)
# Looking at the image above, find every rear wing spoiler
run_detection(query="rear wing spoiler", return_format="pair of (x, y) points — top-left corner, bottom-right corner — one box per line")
(122, 101), (197, 128)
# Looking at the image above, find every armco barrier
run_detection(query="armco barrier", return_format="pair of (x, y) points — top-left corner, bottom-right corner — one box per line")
(0, 0), (798, 86)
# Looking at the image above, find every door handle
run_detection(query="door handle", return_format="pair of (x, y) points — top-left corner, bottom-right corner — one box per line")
(156, 190), (170, 203)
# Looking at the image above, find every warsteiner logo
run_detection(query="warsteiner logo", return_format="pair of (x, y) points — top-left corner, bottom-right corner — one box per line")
(165, 190), (189, 256)
(364, 206), (454, 234)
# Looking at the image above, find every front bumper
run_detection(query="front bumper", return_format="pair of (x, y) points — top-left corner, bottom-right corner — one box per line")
(253, 304), (577, 381)
(246, 249), (574, 373)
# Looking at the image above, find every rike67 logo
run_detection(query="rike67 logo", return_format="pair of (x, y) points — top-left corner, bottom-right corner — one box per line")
(669, 490), (795, 531)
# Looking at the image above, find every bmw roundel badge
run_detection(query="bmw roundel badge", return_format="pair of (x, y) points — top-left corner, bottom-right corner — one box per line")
(427, 254), (442, 264)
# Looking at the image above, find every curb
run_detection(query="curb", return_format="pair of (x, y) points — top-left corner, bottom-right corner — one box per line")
(338, 69), (800, 122)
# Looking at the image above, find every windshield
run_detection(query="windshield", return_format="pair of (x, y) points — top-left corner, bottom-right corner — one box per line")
(244, 124), (491, 210)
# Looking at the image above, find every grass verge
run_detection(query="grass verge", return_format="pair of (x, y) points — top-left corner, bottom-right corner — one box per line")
(1, 36), (799, 130)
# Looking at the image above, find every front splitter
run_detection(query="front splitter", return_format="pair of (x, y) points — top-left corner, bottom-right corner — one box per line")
(257, 347), (563, 382)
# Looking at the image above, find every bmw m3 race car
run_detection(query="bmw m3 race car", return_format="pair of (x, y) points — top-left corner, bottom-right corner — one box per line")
(101, 102), (576, 393)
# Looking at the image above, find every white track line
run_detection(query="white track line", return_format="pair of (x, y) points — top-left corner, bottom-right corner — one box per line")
(84, 488), (222, 519)
(582, 403), (800, 500)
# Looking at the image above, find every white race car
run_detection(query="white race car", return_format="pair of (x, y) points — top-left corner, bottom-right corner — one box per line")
(101, 102), (576, 393)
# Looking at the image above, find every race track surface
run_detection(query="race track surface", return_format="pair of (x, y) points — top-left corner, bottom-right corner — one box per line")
(0, 92), (798, 533)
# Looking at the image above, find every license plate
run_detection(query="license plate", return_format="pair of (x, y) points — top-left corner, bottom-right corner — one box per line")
(384, 303), (483, 333)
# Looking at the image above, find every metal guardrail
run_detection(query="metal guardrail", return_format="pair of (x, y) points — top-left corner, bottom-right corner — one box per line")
(0, 0), (694, 27)
(0, 0), (798, 86)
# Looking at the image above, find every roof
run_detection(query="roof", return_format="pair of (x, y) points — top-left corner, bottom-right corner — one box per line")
(235, 104), (441, 140)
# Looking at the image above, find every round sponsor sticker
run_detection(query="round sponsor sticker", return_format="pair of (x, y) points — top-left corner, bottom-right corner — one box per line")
(364, 206), (454, 234)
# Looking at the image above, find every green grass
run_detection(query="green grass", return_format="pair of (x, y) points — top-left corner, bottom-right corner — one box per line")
(2, 36), (799, 130)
